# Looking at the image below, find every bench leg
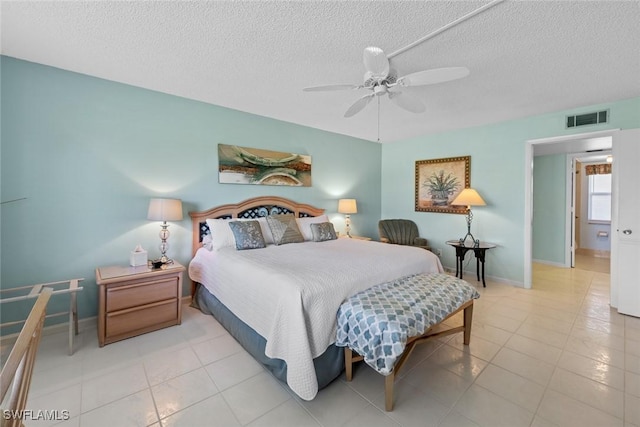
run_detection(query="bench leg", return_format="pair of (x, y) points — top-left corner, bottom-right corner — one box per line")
(385, 373), (395, 411)
(463, 303), (474, 345)
(344, 299), (474, 412)
(345, 348), (353, 381)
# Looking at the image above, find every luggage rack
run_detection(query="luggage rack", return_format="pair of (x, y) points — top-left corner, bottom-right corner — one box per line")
(1, 278), (84, 355)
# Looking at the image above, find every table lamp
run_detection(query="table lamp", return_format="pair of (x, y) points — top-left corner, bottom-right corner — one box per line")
(338, 199), (357, 238)
(147, 198), (183, 263)
(451, 188), (486, 247)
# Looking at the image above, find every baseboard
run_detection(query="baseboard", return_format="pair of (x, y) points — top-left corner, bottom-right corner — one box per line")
(532, 258), (567, 268)
(1, 296), (194, 348)
(442, 266), (524, 288)
(0, 316), (98, 348)
(576, 248), (610, 258)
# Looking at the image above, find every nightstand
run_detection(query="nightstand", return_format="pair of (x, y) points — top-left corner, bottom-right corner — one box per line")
(95, 262), (184, 347)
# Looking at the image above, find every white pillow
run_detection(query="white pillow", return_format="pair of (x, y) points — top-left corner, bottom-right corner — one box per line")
(202, 233), (214, 251)
(206, 217), (274, 250)
(295, 215), (329, 241)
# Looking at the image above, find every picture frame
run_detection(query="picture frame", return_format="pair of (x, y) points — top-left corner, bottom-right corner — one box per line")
(415, 156), (470, 214)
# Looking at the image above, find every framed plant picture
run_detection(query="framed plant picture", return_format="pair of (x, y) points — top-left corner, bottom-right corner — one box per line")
(415, 156), (470, 214)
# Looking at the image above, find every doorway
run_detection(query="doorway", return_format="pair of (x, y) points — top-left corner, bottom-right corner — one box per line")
(571, 154), (612, 273)
(523, 129), (619, 289)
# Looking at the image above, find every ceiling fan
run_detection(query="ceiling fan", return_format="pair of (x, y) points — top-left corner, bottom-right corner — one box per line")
(303, 46), (470, 118)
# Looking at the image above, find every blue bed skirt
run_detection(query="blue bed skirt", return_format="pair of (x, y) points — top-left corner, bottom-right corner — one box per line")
(195, 284), (344, 392)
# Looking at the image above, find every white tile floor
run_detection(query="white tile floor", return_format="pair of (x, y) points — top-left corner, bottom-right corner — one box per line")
(6, 261), (640, 426)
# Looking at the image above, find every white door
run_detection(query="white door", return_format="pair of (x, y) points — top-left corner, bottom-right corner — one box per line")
(611, 128), (640, 316)
(574, 159), (582, 265)
(571, 159), (577, 268)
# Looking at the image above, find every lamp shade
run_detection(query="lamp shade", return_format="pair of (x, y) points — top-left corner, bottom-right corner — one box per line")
(147, 198), (183, 221)
(338, 199), (357, 214)
(452, 189), (486, 207)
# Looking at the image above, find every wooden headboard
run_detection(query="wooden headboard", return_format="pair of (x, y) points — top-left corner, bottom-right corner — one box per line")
(189, 196), (325, 257)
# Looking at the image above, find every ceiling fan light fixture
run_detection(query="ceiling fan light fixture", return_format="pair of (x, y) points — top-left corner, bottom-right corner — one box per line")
(373, 85), (388, 96)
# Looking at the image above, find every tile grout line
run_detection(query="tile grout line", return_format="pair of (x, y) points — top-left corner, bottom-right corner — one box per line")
(141, 358), (163, 427)
(525, 269), (590, 426)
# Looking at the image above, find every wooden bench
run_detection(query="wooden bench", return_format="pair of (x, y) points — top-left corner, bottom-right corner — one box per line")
(337, 273), (478, 411)
(345, 299), (474, 411)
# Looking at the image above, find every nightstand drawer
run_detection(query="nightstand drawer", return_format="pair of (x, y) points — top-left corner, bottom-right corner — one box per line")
(106, 299), (178, 338)
(106, 278), (178, 312)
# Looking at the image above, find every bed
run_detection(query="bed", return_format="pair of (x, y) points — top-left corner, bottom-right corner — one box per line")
(188, 196), (443, 400)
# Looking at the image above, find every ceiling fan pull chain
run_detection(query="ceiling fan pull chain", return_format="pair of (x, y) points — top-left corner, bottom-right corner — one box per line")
(387, 0), (505, 59)
(377, 97), (381, 143)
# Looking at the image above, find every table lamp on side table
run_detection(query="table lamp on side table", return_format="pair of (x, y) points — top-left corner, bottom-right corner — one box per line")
(451, 188), (486, 247)
(147, 198), (183, 264)
(338, 198), (357, 238)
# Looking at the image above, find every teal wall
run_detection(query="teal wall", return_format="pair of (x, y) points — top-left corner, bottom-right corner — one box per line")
(0, 56), (381, 327)
(532, 154), (567, 265)
(382, 97), (640, 285)
(1, 54), (639, 327)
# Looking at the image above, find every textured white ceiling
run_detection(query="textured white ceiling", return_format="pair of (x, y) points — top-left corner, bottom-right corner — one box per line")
(2, 1), (639, 143)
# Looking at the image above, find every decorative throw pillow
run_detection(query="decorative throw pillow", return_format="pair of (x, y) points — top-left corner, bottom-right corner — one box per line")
(206, 217), (274, 250)
(228, 220), (266, 250)
(266, 214), (304, 245)
(310, 222), (337, 242)
(296, 214), (329, 241)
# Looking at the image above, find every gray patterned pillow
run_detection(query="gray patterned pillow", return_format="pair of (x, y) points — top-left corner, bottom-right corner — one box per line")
(310, 222), (337, 242)
(266, 214), (304, 245)
(228, 220), (266, 250)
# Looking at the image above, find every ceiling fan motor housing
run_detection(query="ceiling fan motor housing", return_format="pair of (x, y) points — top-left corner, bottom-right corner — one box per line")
(363, 70), (397, 89)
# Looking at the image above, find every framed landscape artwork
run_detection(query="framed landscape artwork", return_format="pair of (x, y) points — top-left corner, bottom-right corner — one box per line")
(415, 156), (470, 214)
(218, 144), (311, 187)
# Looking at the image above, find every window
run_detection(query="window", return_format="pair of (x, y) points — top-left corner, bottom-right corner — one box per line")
(588, 173), (611, 222)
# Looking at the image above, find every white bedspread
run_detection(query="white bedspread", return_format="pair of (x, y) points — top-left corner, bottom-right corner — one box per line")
(188, 238), (443, 400)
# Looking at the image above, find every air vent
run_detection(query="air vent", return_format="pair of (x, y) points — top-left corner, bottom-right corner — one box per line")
(566, 110), (608, 128)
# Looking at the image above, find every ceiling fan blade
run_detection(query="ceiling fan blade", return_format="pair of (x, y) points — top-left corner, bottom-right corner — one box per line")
(397, 67), (470, 87)
(344, 93), (374, 118)
(388, 91), (426, 113)
(303, 84), (362, 92)
(363, 46), (389, 80)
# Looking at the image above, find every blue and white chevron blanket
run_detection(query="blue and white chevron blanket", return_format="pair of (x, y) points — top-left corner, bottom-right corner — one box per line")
(336, 273), (480, 375)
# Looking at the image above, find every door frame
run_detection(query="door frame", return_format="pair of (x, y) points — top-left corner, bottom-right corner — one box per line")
(524, 129), (619, 288)
(566, 151), (612, 269)
(567, 155), (577, 269)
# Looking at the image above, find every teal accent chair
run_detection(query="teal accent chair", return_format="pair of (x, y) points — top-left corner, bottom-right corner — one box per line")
(378, 219), (431, 251)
